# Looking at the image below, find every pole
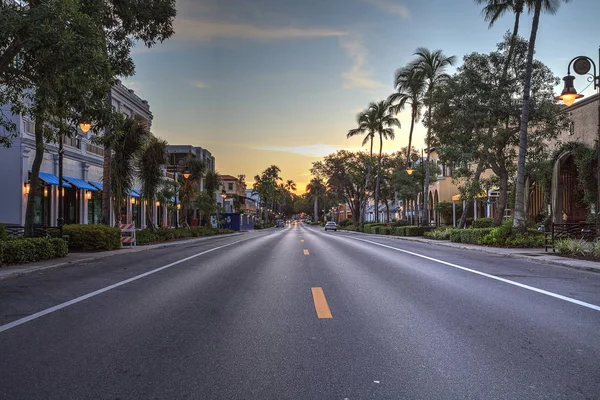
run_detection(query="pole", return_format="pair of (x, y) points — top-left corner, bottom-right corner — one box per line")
(596, 49), (600, 237)
(58, 132), (64, 237)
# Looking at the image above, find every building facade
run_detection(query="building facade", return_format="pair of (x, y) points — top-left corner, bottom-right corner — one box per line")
(0, 80), (154, 227)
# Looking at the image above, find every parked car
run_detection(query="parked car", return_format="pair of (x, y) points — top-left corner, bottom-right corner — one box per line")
(324, 221), (337, 231)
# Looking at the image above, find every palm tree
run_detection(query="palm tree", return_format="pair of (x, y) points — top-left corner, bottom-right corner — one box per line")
(413, 48), (456, 225)
(388, 64), (425, 167)
(513, 0), (570, 230)
(137, 135), (167, 230)
(368, 100), (400, 223)
(285, 179), (296, 193)
(306, 177), (326, 222)
(178, 157), (206, 225)
(107, 115), (150, 226)
(475, 0), (525, 86)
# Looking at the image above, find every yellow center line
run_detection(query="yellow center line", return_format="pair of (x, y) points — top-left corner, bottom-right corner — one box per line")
(311, 287), (333, 319)
(303, 249), (309, 255)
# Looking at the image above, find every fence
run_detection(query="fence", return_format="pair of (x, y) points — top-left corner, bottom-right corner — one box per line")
(544, 222), (596, 252)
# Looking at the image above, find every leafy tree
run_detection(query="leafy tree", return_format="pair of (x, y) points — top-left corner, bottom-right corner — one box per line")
(1, 0), (176, 234)
(178, 157), (206, 225)
(138, 135), (167, 230)
(306, 177), (326, 223)
(430, 36), (568, 227)
(199, 170), (222, 225)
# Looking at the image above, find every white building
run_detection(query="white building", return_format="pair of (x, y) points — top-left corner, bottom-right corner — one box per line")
(0, 80), (157, 228)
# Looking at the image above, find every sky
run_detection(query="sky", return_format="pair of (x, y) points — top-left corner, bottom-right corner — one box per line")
(124, 0), (600, 193)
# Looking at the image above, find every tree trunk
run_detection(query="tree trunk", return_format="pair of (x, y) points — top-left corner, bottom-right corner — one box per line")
(101, 143), (111, 225)
(513, 0), (542, 231)
(423, 106), (432, 226)
(406, 107), (416, 166)
(375, 134), (383, 223)
(385, 198), (390, 222)
(494, 170), (510, 226)
(24, 114), (45, 236)
(313, 196), (318, 223)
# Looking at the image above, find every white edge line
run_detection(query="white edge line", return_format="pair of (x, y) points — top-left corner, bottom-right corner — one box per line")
(351, 237), (600, 312)
(0, 237), (253, 334)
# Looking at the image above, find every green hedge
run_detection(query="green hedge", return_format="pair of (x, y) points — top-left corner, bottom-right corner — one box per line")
(338, 218), (352, 227)
(450, 228), (494, 244)
(0, 237), (68, 265)
(62, 224), (121, 251)
(424, 226), (453, 240)
(471, 218), (495, 228)
(136, 227), (233, 245)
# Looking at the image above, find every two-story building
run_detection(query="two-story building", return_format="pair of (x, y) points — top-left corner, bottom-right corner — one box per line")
(220, 175), (257, 215)
(0, 80), (156, 228)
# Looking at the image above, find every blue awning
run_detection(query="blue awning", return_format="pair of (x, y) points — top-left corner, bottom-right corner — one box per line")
(37, 172), (72, 188)
(89, 181), (103, 190)
(64, 176), (98, 191)
(128, 189), (140, 198)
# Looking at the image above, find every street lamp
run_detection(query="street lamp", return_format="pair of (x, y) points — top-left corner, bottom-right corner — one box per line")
(555, 48), (600, 235)
(220, 189), (227, 228)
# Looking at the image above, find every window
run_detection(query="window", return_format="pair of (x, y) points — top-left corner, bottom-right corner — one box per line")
(24, 119), (35, 134)
(228, 183), (233, 191)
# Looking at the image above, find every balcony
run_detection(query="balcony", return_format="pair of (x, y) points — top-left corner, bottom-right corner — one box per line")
(62, 135), (80, 149)
(85, 143), (104, 157)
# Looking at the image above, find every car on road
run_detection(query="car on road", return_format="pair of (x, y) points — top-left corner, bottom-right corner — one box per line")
(276, 220), (285, 227)
(324, 221), (337, 231)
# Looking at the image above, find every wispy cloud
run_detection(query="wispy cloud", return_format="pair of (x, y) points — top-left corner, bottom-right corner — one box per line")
(192, 80), (209, 89)
(362, 0), (410, 18)
(175, 18), (346, 41)
(339, 36), (383, 91)
(254, 144), (361, 158)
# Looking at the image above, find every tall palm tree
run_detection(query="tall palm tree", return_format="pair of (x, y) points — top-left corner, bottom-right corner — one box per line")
(108, 115), (150, 226)
(179, 157), (205, 225)
(475, 0), (525, 86)
(369, 100), (400, 223)
(285, 179), (296, 193)
(137, 135), (167, 230)
(306, 177), (326, 222)
(513, 0), (570, 229)
(413, 48), (456, 225)
(388, 64), (425, 167)
(347, 108), (377, 223)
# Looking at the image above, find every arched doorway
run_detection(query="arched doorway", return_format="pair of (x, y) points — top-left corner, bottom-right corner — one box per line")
(552, 151), (589, 224)
(434, 190), (440, 225)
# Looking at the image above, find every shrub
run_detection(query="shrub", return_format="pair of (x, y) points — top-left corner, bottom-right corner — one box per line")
(0, 237), (68, 265)
(0, 224), (6, 241)
(403, 226), (435, 236)
(479, 220), (513, 246)
(136, 227), (233, 245)
(382, 227), (393, 235)
(450, 228), (494, 244)
(555, 238), (592, 257)
(392, 220), (410, 227)
(310, 221), (322, 226)
(364, 223), (384, 234)
(424, 226), (453, 240)
(505, 229), (544, 247)
(63, 224), (121, 251)
(338, 218), (352, 227)
(392, 226), (406, 236)
(471, 218), (495, 229)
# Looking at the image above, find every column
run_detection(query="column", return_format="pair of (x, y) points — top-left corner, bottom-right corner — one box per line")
(452, 201), (456, 227)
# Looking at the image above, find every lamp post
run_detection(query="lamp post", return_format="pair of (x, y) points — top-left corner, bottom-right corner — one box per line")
(555, 48), (600, 235)
(57, 121), (91, 236)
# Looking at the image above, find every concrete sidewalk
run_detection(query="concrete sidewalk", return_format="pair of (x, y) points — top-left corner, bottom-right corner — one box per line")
(0, 233), (244, 281)
(339, 230), (600, 273)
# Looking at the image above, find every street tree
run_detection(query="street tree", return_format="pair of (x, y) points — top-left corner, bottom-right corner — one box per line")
(513, 0), (571, 230)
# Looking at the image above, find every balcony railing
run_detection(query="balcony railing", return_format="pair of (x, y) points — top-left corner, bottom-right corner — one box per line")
(165, 171), (175, 180)
(62, 135), (80, 148)
(86, 142), (104, 157)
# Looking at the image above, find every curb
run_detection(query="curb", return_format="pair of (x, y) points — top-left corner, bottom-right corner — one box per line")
(337, 229), (600, 273)
(0, 232), (245, 281)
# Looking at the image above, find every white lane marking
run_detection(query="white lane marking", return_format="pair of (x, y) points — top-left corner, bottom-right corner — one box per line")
(0, 238), (253, 334)
(352, 237), (600, 312)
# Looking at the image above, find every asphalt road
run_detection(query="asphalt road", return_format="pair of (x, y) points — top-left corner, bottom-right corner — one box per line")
(1, 224), (599, 399)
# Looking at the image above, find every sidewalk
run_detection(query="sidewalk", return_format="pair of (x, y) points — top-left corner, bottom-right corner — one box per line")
(0, 232), (244, 281)
(339, 230), (600, 273)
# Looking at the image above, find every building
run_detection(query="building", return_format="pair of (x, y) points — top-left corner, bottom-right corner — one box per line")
(0, 80), (153, 227)
(165, 145), (215, 191)
(220, 175), (257, 214)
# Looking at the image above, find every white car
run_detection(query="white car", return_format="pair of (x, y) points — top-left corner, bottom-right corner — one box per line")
(324, 221), (337, 231)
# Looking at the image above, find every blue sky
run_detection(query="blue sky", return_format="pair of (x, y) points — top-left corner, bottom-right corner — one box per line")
(125, 0), (600, 192)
